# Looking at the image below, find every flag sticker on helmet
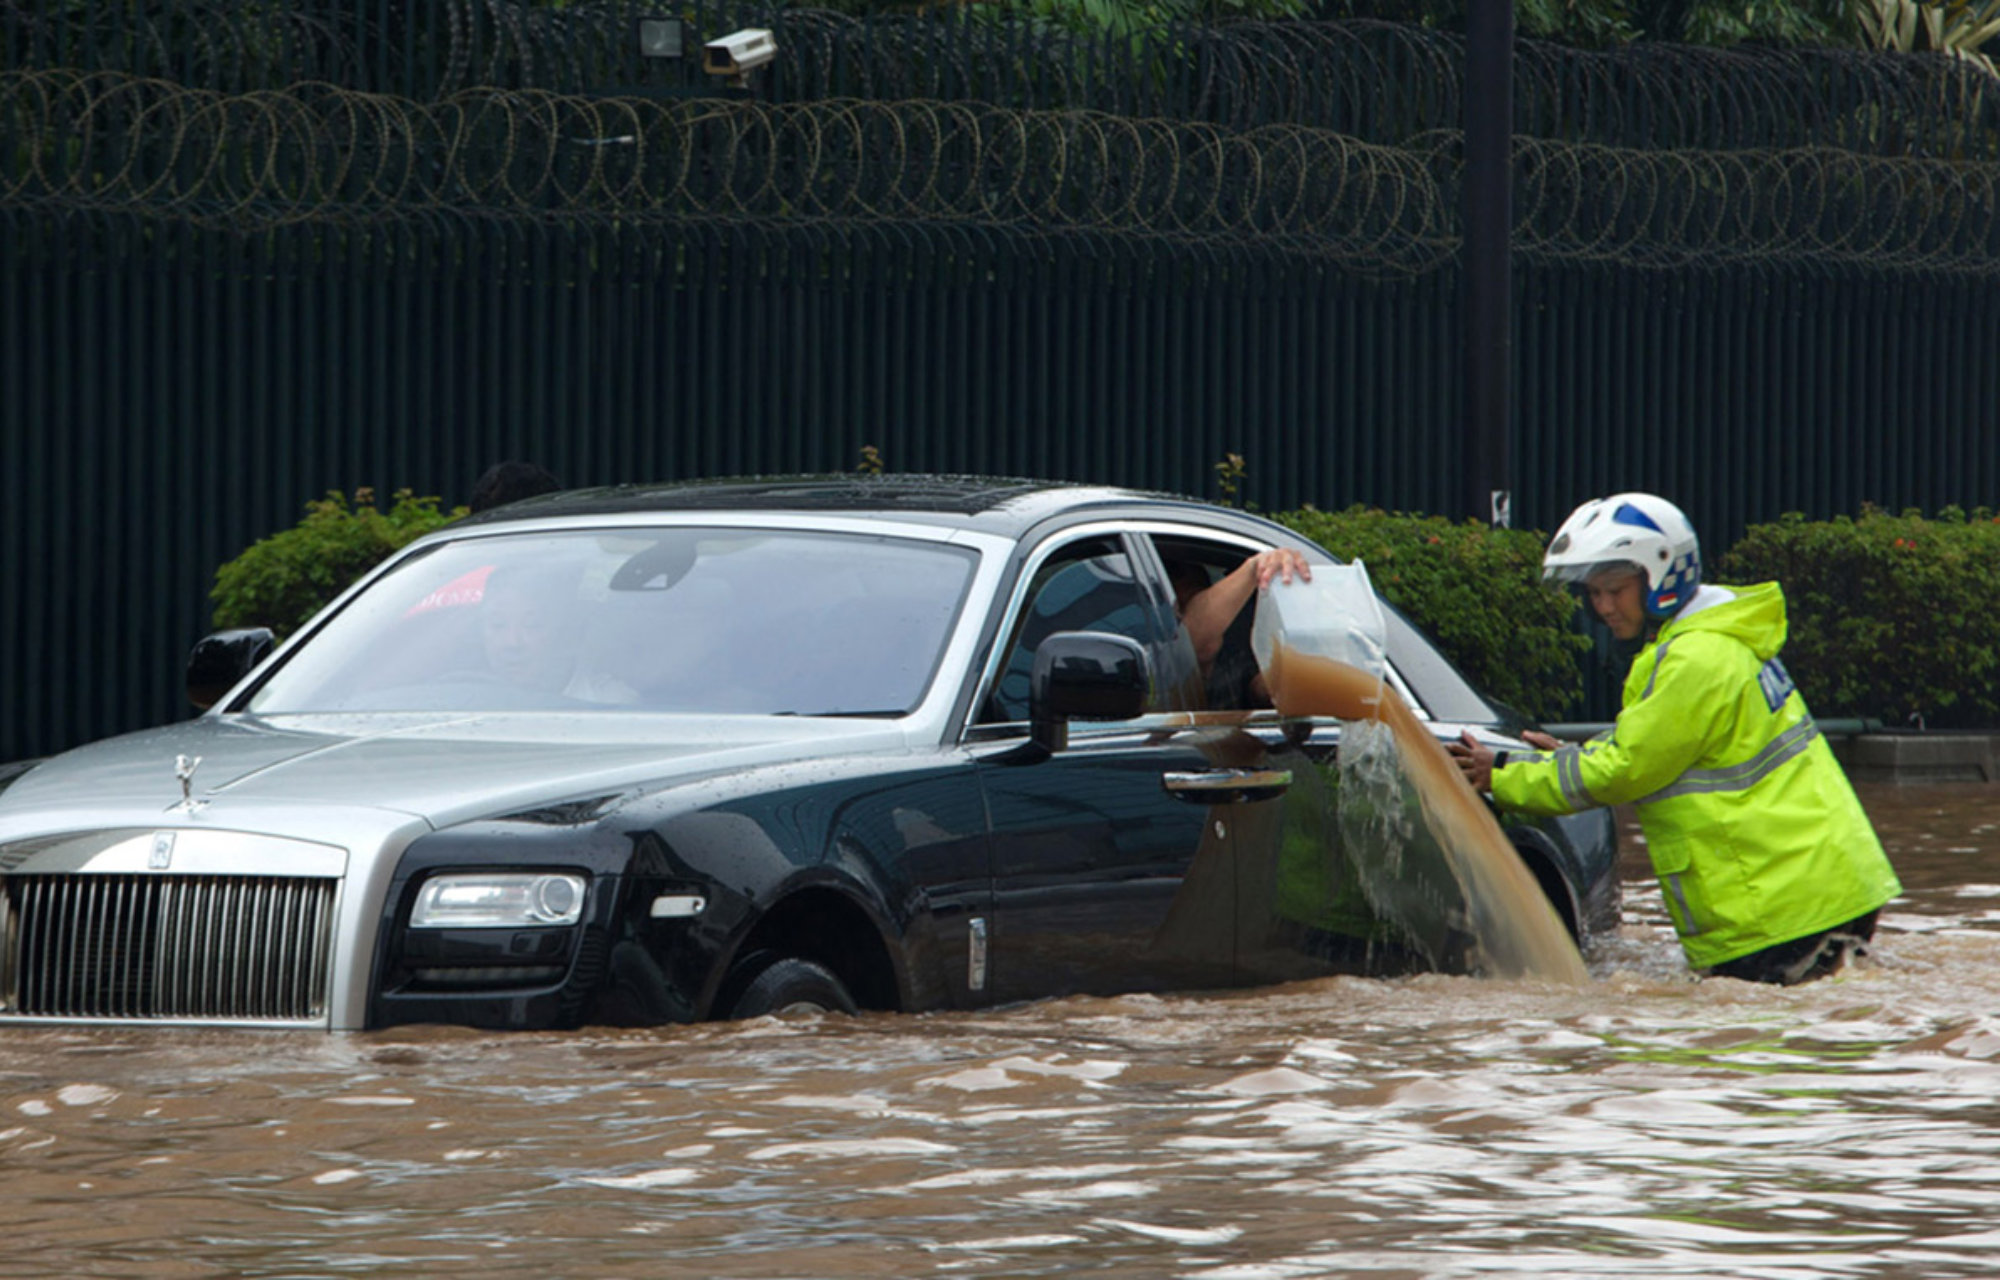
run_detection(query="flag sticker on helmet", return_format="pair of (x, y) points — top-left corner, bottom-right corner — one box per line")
(1652, 549), (1698, 613)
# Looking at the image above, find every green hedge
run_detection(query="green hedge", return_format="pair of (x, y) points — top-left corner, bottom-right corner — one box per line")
(1717, 506), (2000, 730)
(1273, 505), (1590, 724)
(210, 488), (462, 640)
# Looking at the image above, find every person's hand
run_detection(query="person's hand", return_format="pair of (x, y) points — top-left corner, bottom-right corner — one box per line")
(1254, 548), (1312, 589)
(1520, 729), (1561, 752)
(1446, 729), (1495, 793)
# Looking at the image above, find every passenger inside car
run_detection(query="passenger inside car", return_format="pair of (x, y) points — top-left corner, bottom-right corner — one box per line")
(1165, 547), (1311, 711)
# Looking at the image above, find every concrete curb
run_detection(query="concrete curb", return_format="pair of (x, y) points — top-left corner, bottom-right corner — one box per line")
(1829, 734), (2000, 786)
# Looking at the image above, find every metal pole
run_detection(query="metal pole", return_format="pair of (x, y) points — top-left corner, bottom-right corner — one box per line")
(1464, 0), (1514, 528)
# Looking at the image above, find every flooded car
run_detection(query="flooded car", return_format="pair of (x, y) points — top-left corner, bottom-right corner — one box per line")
(0, 476), (1616, 1029)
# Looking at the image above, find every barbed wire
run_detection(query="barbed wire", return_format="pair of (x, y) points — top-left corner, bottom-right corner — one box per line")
(0, 70), (1460, 274)
(1511, 38), (2000, 158)
(1214, 24), (2000, 156)
(4, 70), (1997, 275)
(6, 1), (1998, 158)
(1508, 137), (2000, 272)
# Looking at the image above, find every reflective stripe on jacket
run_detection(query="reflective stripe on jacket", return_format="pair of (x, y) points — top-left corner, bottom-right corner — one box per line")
(1489, 582), (1902, 969)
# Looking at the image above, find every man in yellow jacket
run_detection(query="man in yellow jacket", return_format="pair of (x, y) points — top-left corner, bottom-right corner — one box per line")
(1448, 492), (1902, 985)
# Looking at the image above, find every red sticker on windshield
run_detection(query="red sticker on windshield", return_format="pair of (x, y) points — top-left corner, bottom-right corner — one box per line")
(405, 565), (494, 616)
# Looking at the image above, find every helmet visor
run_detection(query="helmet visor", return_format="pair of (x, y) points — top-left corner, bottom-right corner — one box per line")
(1543, 559), (1646, 588)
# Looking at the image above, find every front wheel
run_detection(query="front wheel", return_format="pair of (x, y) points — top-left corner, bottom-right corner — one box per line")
(723, 956), (858, 1019)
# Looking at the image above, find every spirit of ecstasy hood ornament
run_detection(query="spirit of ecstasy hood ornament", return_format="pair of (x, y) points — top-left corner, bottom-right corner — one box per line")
(172, 754), (206, 814)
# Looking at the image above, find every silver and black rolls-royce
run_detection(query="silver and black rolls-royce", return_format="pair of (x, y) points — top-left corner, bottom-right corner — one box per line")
(0, 476), (1617, 1029)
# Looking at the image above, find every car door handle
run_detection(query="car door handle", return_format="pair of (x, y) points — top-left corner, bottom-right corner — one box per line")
(1162, 768), (1293, 804)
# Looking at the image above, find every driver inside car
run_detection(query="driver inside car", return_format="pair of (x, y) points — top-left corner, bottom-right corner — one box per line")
(479, 565), (638, 705)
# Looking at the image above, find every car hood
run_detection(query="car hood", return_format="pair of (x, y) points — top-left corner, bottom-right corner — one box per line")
(0, 712), (912, 842)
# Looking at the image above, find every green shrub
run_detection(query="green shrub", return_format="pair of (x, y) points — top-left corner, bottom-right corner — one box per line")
(1272, 505), (1590, 723)
(210, 488), (463, 639)
(1717, 506), (2000, 729)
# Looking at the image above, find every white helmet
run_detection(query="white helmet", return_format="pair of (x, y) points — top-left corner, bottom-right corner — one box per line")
(1543, 493), (1701, 621)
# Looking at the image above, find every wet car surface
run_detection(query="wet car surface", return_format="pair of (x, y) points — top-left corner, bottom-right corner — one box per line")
(0, 475), (1617, 1029)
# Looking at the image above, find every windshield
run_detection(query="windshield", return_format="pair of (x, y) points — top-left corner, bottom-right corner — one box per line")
(246, 528), (980, 716)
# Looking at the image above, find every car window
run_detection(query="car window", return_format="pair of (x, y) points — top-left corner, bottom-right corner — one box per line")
(1380, 603), (1500, 725)
(1151, 535), (1271, 712)
(245, 529), (979, 716)
(980, 536), (1167, 724)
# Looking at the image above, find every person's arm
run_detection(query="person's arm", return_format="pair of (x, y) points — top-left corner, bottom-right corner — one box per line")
(1181, 548), (1311, 670)
(1450, 728), (1562, 792)
(1479, 635), (1734, 815)
(1449, 732), (1501, 792)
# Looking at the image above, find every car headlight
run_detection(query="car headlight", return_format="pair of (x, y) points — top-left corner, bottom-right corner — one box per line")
(410, 873), (587, 928)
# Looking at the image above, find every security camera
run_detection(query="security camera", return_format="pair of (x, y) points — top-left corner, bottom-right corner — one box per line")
(704, 28), (777, 77)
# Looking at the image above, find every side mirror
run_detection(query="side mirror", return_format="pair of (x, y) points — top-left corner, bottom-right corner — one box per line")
(1029, 631), (1150, 755)
(187, 627), (275, 711)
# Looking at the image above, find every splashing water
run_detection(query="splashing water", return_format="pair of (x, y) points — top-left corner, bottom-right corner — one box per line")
(1264, 642), (1589, 984)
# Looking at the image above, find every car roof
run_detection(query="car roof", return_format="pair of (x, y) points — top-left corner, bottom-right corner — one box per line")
(460, 473), (1258, 539)
(436, 474), (1506, 725)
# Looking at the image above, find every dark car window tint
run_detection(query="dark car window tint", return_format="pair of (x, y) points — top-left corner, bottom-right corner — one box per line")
(245, 529), (978, 716)
(982, 539), (1157, 724)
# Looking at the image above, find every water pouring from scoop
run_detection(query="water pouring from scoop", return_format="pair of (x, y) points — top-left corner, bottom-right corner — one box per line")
(1251, 563), (1589, 984)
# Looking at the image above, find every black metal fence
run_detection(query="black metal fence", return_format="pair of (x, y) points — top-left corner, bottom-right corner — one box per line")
(4, 0), (1998, 758)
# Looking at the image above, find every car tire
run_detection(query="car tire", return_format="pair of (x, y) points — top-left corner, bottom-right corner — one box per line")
(724, 956), (858, 1019)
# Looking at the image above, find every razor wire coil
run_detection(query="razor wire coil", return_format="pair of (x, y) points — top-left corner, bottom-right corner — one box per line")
(0, 70), (1460, 274)
(5, 69), (1999, 276)
(7, 1), (2000, 159)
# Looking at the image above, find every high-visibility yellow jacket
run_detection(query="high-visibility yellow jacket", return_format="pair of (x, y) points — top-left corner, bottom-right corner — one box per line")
(1490, 582), (1901, 969)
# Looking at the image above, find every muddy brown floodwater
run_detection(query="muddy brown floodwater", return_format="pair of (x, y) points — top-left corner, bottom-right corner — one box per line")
(7, 783), (2000, 1280)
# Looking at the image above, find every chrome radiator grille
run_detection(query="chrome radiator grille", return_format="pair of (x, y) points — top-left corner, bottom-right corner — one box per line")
(1, 874), (336, 1021)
